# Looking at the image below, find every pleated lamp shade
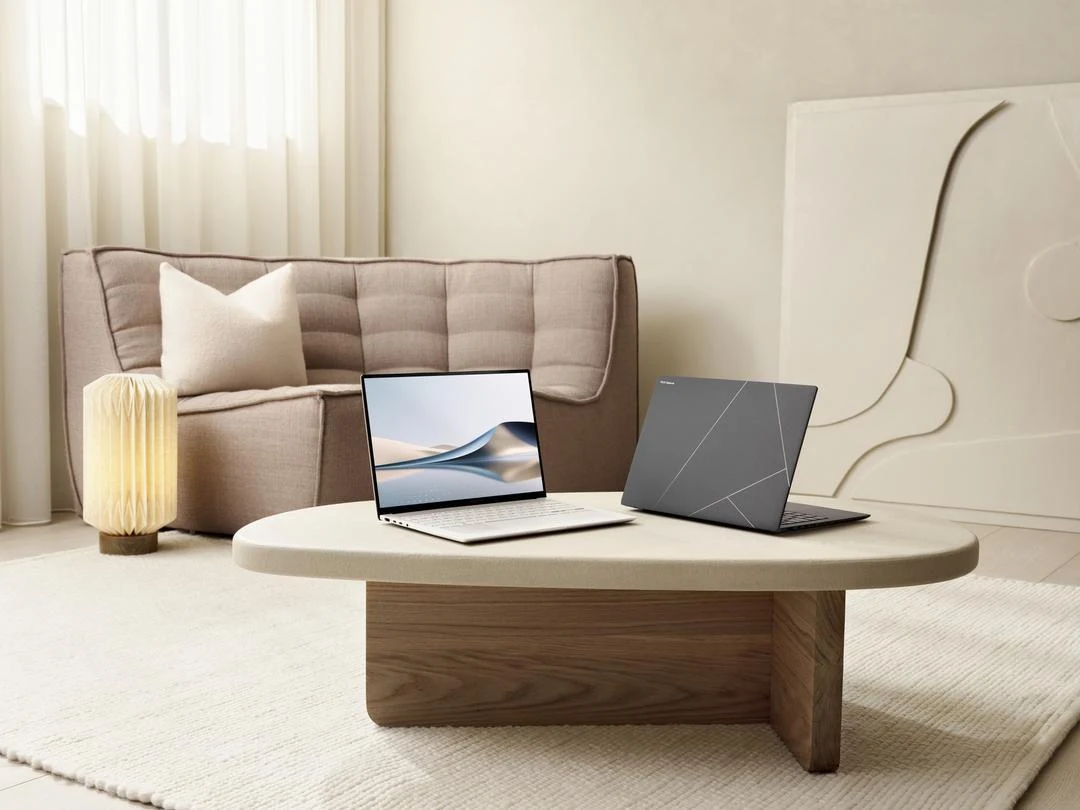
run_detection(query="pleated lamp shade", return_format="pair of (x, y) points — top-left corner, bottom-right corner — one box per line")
(83, 374), (178, 555)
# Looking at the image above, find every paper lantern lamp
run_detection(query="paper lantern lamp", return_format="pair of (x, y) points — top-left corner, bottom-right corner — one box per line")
(83, 374), (178, 555)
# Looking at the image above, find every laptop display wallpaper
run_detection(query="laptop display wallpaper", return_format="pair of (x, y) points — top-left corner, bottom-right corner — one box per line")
(364, 372), (544, 509)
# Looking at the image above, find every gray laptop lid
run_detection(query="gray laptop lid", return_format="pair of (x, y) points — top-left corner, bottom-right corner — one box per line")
(621, 377), (817, 532)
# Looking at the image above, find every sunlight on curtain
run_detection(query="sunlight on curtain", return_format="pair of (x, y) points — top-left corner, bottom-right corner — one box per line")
(0, 0), (359, 526)
(32, 0), (348, 254)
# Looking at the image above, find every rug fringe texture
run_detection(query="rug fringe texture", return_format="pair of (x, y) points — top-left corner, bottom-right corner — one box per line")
(1, 536), (1079, 809)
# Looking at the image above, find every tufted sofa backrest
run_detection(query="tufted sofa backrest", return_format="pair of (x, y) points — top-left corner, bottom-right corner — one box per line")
(73, 248), (628, 403)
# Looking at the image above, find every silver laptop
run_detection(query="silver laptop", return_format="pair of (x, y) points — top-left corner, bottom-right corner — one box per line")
(360, 370), (634, 543)
(622, 376), (869, 533)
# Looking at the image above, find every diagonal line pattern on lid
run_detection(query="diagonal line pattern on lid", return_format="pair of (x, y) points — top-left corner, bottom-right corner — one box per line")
(688, 467), (787, 517)
(654, 380), (748, 507)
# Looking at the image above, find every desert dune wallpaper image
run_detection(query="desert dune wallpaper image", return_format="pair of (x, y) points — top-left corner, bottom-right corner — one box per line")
(363, 372), (545, 508)
(372, 420), (542, 507)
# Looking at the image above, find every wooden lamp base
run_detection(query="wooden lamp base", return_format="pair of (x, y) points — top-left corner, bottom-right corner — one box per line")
(99, 532), (158, 555)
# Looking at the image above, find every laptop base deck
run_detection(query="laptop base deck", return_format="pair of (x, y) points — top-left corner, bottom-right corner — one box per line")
(383, 497), (633, 543)
(777, 501), (870, 533)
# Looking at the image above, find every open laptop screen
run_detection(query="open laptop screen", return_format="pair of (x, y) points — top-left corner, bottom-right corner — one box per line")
(361, 370), (546, 512)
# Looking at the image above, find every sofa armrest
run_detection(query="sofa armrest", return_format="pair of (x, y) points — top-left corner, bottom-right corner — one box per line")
(175, 385), (367, 534)
(535, 256), (638, 491)
(179, 384), (364, 415)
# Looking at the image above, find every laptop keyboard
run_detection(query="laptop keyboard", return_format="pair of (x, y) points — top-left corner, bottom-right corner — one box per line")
(779, 509), (823, 527)
(404, 500), (585, 529)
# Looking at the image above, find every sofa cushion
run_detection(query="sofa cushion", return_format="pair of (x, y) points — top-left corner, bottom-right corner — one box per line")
(160, 263), (307, 395)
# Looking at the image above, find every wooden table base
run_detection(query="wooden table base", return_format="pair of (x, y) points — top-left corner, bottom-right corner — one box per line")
(366, 582), (845, 773)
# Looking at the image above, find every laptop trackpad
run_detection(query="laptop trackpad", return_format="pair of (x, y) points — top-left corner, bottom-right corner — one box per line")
(481, 515), (578, 529)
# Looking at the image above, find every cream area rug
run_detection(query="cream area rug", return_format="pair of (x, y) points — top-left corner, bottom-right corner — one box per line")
(1, 537), (1079, 810)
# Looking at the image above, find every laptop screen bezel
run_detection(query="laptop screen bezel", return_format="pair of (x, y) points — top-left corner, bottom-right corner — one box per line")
(360, 369), (549, 516)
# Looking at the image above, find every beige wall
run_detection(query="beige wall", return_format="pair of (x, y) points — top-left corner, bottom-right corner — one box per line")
(386, 0), (1080, 400)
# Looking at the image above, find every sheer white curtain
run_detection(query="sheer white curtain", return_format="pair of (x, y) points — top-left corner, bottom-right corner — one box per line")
(0, 0), (378, 526)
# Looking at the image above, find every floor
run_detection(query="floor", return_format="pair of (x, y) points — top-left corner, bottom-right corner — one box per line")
(1, 517), (1079, 808)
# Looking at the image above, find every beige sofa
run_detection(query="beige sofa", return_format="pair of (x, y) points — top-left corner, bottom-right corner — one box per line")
(61, 248), (639, 534)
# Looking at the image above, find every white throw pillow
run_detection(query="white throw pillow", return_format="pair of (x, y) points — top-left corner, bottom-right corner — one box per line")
(159, 262), (308, 396)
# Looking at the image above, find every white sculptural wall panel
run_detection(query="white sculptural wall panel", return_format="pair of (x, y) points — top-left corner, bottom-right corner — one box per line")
(781, 83), (1080, 529)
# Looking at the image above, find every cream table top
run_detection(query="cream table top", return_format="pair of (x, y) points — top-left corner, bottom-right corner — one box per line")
(232, 493), (978, 592)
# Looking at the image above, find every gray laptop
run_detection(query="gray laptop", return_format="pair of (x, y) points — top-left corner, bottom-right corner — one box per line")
(361, 370), (634, 543)
(622, 377), (869, 533)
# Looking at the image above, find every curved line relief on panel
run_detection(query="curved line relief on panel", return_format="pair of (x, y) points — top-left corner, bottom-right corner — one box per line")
(1025, 240), (1080, 322)
(902, 102), (1007, 356)
(792, 357), (953, 496)
(781, 99), (1003, 427)
(1049, 97), (1080, 180)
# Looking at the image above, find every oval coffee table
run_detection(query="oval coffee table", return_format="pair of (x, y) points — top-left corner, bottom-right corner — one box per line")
(233, 492), (977, 773)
